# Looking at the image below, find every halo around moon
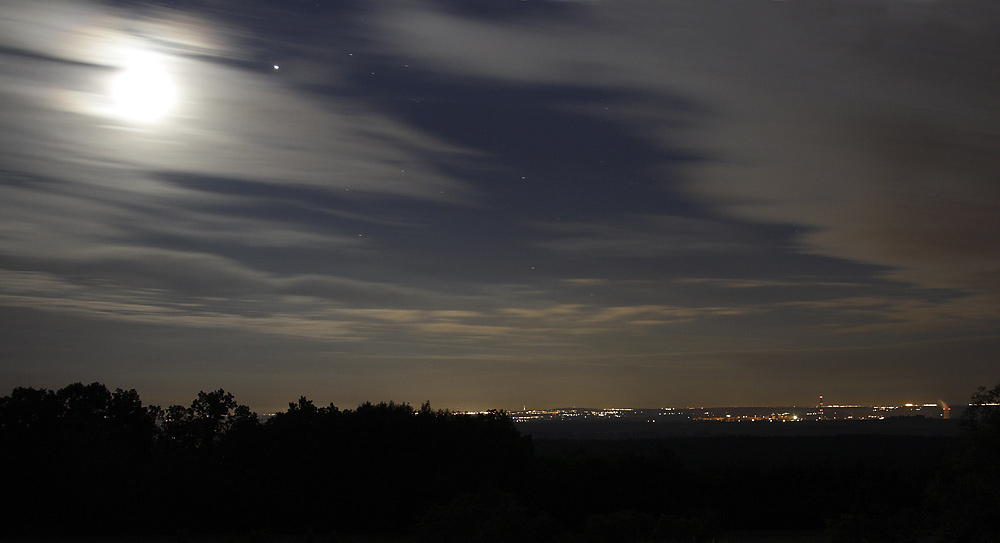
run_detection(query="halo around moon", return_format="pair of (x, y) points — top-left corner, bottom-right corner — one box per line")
(111, 59), (176, 122)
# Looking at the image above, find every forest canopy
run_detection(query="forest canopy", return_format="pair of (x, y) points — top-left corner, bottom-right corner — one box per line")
(1, 382), (997, 543)
(0, 383), (530, 536)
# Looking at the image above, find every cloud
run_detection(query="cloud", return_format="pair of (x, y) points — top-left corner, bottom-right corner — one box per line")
(0, 0), (478, 205)
(688, 109), (1000, 301)
(673, 277), (864, 290)
(372, 0), (999, 311)
(533, 214), (755, 258)
(2, 0), (999, 409)
(776, 293), (1000, 336)
(1, 259), (766, 352)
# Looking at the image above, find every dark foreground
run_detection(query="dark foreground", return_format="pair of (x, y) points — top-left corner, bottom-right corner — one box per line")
(3, 383), (999, 543)
(0, 531), (835, 543)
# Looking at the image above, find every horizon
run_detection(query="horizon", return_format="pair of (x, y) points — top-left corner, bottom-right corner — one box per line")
(141, 389), (987, 416)
(0, 379), (976, 417)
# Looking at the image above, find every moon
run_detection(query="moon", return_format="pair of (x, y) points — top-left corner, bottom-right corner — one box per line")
(111, 60), (176, 122)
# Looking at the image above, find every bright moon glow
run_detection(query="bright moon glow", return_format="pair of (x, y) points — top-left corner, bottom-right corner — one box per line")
(111, 61), (176, 122)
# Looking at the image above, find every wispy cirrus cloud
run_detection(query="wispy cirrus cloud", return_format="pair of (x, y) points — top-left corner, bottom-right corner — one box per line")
(2, 0), (998, 410)
(533, 214), (756, 258)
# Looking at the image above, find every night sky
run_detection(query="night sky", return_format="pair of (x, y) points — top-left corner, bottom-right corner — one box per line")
(2, 0), (998, 412)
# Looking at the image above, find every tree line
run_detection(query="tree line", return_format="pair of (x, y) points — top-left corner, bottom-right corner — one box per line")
(1, 382), (998, 542)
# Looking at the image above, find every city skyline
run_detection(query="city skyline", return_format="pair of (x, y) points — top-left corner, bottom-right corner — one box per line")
(2, 0), (999, 414)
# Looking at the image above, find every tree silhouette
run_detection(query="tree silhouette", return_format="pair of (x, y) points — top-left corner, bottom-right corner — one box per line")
(161, 389), (258, 451)
(931, 383), (1000, 542)
(0, 383), (165, 534)
(0, 381), (961, 539)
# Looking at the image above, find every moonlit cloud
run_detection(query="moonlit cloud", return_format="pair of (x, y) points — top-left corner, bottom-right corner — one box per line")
(1, 0), (998, 411)
(533, 215), (758, 258)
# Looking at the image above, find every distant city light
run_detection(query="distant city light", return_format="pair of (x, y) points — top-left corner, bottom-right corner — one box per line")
(503, 402), (955, 423)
